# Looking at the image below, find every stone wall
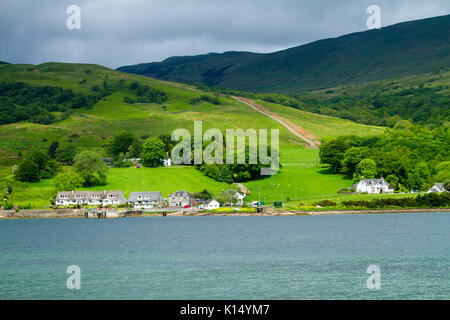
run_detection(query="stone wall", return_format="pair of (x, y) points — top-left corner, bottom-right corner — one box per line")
(0, 209), (86, 218)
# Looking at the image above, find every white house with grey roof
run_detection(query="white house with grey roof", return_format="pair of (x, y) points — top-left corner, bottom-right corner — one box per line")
(127, 191), (163, 209)
(55, 190), (126, 206)
(355, 178), (394, 194)
(428, 183), (446, 193)
(200, 199), (220, 210)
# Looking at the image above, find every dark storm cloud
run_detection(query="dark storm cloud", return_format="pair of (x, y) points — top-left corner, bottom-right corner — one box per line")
(0, 0), (448, 68)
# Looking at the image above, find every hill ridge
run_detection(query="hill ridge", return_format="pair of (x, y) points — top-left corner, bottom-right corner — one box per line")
(117, 14), (450, 93)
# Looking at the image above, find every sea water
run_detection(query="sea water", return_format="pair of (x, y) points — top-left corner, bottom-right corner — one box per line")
(0, 212), (448, 299)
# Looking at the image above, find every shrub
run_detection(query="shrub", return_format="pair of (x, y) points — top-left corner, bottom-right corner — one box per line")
(124, 97), (135, 104)
(3, 202), (14, 210)
(15, 159), (40, 182)
(194, 189), (213, 200)
(19, 203), (32, 210)
(190, 95), (221, 105)
(341, 193), (449, 209)
(313, 200), (337, 207)
(73, 151), (108, 186)
(113, 160), (134, 168)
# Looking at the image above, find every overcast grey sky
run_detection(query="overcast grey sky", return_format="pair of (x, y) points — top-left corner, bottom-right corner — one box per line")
(0, 0), (448, 68)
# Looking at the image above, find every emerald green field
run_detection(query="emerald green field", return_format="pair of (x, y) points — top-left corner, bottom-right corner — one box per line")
(0, 63), (392, 208)
(255, 100), (384, 141)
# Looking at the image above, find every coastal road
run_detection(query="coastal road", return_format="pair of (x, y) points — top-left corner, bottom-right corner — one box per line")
(233, 96), (319, 149)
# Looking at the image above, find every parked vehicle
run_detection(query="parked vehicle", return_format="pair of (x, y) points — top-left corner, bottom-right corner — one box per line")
(250, 201), (265, 207)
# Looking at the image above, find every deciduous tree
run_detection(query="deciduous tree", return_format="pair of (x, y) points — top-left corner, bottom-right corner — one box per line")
(353, 158), (377, 181)
(142, 137), (166, 168)
(73, 151), (108, 186)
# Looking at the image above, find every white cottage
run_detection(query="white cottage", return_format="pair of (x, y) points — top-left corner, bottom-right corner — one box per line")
(127, 191), (163, 209)
(356, 178), (394, 194)
(200, 199), (220, 210)
(428, 183), (446, 193)
(55, 190), (126, 206)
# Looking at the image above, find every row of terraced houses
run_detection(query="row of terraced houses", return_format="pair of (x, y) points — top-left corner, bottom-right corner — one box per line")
(54, 190), (243, 209)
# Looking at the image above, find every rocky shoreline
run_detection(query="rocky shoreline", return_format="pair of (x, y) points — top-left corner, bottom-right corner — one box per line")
(0, 208), (448, 219)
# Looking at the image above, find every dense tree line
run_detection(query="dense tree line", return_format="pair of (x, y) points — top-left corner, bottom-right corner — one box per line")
(196, 146), (276, 183)
(313, 193), (450, 208)
(193, 189), (213, 200)
(107, 132), (167, 168)
(107, 131), (275, 183)
(294, 86), (449, 127)
(124, 81), (168, 104)
(189, 94), (221, 105)
(0, 82), (114, 125)
(197, 162), (268, 184)
(341, 193), (449, 208)
(319, 121), (450, 191)
(14, 142), (80, 183)
(14, 150), (60, 182)
(14, 140), (108, 189)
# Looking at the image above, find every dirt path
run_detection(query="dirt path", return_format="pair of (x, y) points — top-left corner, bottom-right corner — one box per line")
(233, 96), (319, 149)
(236, 183), (249, 195)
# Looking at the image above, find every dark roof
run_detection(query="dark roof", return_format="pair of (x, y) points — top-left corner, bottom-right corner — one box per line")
(128, 191), (162, 202)
(169, 190), (194, 197)
(429, 183), (446, 192)
(56, 190), (126, 202)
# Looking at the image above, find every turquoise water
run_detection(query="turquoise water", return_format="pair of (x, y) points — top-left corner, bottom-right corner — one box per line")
(0, 213), (449, 299)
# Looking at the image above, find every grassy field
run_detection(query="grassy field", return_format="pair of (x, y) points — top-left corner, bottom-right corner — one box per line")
(8, 166), (230, 208)
(297, 70), (450, 101)
(81, 166), (231, 197)
(0, 62), (390, 208)
(255, 100), (385, 141)
(0, 63), (308, 162)
(8, 147), (354, 208)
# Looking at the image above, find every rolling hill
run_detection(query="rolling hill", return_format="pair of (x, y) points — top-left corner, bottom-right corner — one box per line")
(117, 15), (450, 94)
(0, 62), (385, 207)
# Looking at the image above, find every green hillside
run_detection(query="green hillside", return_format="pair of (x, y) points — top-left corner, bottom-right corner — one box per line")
(118, 15), (450, 93)
(239, 70), (450, 127)
(0, 62), (385, 208)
